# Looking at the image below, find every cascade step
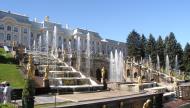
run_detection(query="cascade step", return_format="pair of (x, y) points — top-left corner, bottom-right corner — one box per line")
(50, 72), (82, 78)
(49, 78), (91, 86)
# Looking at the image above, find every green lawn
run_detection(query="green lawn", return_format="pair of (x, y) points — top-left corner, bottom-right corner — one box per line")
(0, 64), (25, 88)
(0, 48), (25, 88)
(0, 48), (13, 63)
(0, 103), (15, 108)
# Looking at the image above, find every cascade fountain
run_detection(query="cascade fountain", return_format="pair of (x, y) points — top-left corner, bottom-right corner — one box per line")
(61, 40), (64, 58)
(115, 50), (119, 81)
(109, 52), (114, 82)
(46, 31), (49, 54)
(68, 41), (72, 66)
(165, 55), (170, 74)
(109, 50), (124, 82)
(175, 55), (179, 73)
(51, 26), (58, 58)
(119, 51), (124, 82)
(25, 29), (103, 93)
(157, 55), (160, 71)
(148, 55), (153, 80)
(77, 36), (81, 71)
(86, 32), (91, 77)
(38, 35), (42, 52)
(46, 30), (49, 64)
(33, 40), (36, 52)
(148, 55), (152, 69)
(28, 29), (31, 51)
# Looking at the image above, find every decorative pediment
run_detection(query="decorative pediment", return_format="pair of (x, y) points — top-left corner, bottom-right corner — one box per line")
(2, 17), (17, 24)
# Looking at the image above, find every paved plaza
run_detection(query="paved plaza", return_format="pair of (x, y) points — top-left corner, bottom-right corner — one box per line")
(15, 90), (146, 107)
(58, 90), (143, 102)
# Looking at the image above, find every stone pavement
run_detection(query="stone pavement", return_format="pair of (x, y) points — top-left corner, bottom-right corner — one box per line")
(14, 90), (148, 107)
(15, 94), (66, 106)
(163, 99), (190, 108)
(58, 90), (142, 102)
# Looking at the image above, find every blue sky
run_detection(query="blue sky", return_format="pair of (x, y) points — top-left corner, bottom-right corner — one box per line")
(0, 0), (190, 48)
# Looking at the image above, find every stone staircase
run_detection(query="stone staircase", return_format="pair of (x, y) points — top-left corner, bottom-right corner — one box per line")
(31, 52), (103, 92)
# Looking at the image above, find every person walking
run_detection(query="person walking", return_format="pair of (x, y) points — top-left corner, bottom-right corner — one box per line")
(0, 83), (5, 103)
(3, 83), (12, 104)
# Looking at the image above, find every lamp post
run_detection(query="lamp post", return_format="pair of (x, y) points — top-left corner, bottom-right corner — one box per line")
(54, 82), (59, 108)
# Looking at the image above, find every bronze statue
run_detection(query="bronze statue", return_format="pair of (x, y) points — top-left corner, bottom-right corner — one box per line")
(27, 54), (34, 79)
(101, 67), (105, 83)
(43, 65), (49, 80)
(143, 99), (151, 108)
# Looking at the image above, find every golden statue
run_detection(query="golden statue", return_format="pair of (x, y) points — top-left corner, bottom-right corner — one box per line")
(173, 78), (178, 87)
(43, 65), (49, 80)
(101, 67), (106, 83)
(27, 54), (34, 79)
(137, 76), (142, 85)
(12, 41), (16, 47)
(143, 99), (151, 108)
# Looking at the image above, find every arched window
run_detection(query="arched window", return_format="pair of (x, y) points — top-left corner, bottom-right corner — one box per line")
(7, 26), (11, 31)
(0, 24), (4, 30)
(7, 34), (11, 40)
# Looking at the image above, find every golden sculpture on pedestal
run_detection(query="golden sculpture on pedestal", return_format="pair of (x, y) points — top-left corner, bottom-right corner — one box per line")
(43, 65), (49, 80)
(137, 76), (142, 85)
(27, 54), (34, 79)
(143, 99), (151, 108)
(12, 41), (16, 47)
(101, 67), (105, 83)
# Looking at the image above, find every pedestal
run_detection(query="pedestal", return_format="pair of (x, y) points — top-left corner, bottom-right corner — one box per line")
(43, 79), (49, 88)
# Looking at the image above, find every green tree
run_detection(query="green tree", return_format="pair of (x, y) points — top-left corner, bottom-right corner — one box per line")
(146, 34), (157, 68)
(22, 79), (35, 108)
(164, 32), (178, 69)
(183, 43), (190, 74)
(127, 30), (141, 61)
(175, 43), (184, 71)
(140, 34), (147, 59)
(156, 36), (165, 68)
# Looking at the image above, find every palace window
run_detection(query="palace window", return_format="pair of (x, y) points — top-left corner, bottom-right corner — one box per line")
(0, 33), (4, 40)
(0, 24), (4, 30)
(14, 27), (18, 32)
(7, 26), (11, 31)
(23, 28), (27, 33)
(64, 38), (67, 42)
(7, 34), (11, 40)
(14, 35), (17, 40)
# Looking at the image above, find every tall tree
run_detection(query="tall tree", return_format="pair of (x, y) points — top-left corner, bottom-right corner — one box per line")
(140, 34), (147, 59)
(164, 32), (178, 69)
(183, 43), (190, 74)
(127, 30), (141, 61)
(146, 34), (157, 68)
(175, 43), (184, 71)
(156, 36), (165, 68)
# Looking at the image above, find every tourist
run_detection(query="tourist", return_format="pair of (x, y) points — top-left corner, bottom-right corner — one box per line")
(0, 83), (5, 103)
(3, 82), (12, 104)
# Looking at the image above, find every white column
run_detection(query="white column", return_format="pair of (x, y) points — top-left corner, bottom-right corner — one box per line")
(94, 41), (97, 54)
(19, 27), (21, 44)
(28, 28), (31, 50)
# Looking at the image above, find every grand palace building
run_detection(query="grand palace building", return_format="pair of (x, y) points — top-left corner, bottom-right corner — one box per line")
(0, 10), (127, 59)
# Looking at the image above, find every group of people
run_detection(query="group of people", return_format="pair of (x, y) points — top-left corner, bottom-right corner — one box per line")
(0, 81), (12, 104)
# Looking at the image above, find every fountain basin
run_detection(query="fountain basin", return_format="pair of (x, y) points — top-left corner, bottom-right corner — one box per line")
(49, 78), (91, 86)
(108, 82), (157, 92)
(50, 71), (81, 78)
